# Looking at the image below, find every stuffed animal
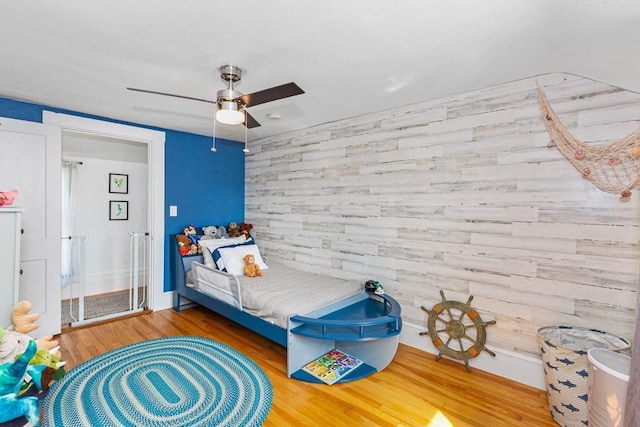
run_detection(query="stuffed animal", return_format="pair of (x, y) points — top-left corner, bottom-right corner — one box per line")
(176, 225), (194, 250)
(243, 254), (262, 278)
(0, 302), (66, 427)
(228, 222), (240, 238)
(10, 301), (59, 353)
(0, 336), (40, 427)
(10, 301), (39, 335)
(188, 243), (199, 255)
(200, 226), (217, 240)
(239, 222), (253, 240)
(0, 330), (31, 364)
(26, 348), (66, 392)
(185, 224), (198, 244)
(0, 329), (62, 393)
(0, 189), (18, 207)
(215, 226), (227, 239)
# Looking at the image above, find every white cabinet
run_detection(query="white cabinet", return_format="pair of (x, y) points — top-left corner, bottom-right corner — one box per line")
(0, 208), (22, 327)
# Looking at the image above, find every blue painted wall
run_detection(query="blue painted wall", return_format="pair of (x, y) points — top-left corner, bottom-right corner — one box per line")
(0, 97), (245, 291)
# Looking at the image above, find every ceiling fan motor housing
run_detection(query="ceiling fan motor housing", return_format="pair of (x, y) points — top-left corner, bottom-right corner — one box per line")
(219, 64), (242, 83)
(217, 88), (244, 105)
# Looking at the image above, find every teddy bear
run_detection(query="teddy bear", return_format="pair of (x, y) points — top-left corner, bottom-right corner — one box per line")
(200, 225), (228, 240)
(243, 254), (262, 277)
(176, 224), (198, 252)
(228, 222), (240, 238)
(239, 222), (253, 240)
(175, 227), (191, 248)
(200, 226), (217, 240)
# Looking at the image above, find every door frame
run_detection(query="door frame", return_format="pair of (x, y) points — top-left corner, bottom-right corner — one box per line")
(42, 112), (171, 311)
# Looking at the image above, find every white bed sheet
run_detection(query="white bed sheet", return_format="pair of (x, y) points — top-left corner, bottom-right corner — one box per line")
(236, 262), (362, 328)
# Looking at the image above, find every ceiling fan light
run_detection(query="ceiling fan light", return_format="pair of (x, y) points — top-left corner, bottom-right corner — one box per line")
(216, 101), (245, 125)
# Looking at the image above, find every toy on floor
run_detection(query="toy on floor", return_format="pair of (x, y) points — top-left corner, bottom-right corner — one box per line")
(10, 301), (59, 353)
(0, 301), (67, 426)
(420, 290), (496, 372)
(0, 328), (64, 392)
(0, 337), (40, 427)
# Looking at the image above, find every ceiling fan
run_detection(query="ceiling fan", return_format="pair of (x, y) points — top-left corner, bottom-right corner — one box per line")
(127, 64), (305, 129)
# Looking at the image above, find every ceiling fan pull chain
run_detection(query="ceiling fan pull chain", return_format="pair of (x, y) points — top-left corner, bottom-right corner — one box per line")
(211, 109), (217, 152)
(243, 109), (249, 154)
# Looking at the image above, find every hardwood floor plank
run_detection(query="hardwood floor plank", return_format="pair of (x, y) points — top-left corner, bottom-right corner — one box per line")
(55, 307), (557, 426)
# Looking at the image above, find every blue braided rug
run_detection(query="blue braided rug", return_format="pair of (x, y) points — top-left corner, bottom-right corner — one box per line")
(41, 336), (272, 426)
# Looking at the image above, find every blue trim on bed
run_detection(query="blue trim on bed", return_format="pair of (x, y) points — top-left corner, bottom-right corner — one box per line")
(171, 233), (287, 347)
(171, 232), (403, 384)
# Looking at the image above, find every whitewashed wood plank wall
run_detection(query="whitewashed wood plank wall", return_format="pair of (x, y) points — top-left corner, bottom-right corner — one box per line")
(245, 73), (640, 358)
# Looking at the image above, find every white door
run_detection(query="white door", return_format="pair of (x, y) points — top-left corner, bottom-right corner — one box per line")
(0, 117), (61, 338)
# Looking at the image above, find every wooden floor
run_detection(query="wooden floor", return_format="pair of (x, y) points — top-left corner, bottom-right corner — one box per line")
(56, 306), (557, 427)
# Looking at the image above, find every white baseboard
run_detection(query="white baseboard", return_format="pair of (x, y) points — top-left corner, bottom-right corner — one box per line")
(153, 290), (174, 311)
(400, 320), (546, 390)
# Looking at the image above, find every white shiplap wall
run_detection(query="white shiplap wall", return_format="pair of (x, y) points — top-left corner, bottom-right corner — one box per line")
(245, 73), (639, 385)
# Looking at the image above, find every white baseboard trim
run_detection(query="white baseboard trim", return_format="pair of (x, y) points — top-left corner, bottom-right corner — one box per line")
(154, 290), (174, 311)
(400, 320), (546, 390)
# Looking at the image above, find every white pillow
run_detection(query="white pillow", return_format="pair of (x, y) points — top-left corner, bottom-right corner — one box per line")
(211, 238), (255, 271)
(199, 237), (249, 268)
(201, 236), (248, 251)
(216, 244), (269, 276)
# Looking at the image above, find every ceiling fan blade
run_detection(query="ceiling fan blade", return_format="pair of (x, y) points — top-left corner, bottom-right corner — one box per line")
(239, 82), (304, 108)
(245, 111), (261, 129)
(127, 87), (215, 104)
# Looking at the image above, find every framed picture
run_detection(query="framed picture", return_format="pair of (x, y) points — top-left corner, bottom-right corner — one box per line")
(109, 173), (128, 194)
(109, 201), (129, 221)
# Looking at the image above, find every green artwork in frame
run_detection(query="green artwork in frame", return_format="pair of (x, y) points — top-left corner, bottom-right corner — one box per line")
(109, 200), (128, 221)
(109, 173), (128, 194)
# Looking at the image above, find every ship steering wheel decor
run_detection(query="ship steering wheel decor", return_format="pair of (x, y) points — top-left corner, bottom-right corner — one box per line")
(420, 290), (496, 372)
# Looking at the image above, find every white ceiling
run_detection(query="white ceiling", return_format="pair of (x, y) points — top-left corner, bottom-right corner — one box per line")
(1, 1), (639, 143)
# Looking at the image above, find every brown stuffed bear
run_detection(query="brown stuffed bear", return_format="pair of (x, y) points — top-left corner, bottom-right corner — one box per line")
(228, 222), (240, 238)
(239, 222), (253, 240)
(243, 254), (262, 277)
(176, 226), (191, 248)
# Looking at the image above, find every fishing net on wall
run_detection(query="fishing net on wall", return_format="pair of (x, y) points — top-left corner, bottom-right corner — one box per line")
(538, 87), (640, 201)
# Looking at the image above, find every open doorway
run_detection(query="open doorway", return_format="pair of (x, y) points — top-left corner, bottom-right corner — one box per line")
(61, 132), (150, 326)
(43, 111), (171, 328)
